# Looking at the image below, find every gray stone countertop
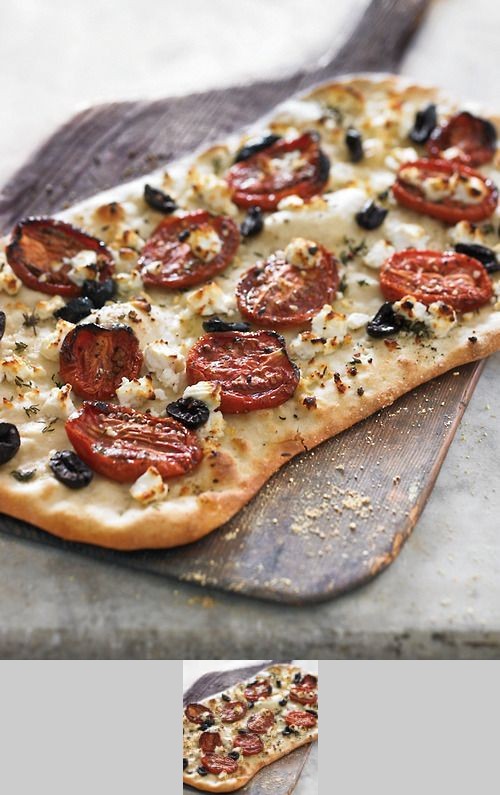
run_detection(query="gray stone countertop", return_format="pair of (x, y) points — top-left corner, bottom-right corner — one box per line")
(0, 0), (499, 658)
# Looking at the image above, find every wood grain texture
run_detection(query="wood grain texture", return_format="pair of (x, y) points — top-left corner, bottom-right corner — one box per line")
(183, 661), (312, 795)
(0, 0), (478, 607)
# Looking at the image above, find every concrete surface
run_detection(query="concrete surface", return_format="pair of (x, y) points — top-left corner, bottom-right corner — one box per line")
(0, 0), (499, 658)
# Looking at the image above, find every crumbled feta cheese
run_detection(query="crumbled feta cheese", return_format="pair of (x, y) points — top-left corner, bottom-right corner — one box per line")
(385, 217), (429, 251)
(385, 146), (418, 171)
(363, 239), (395, 270)
(447, 221), (485, 246)
(40, 319), (74, 361)
(284, 238), (321, 269)
(427, 301), (457, 337)
(185, 281), (235, 316)
(130, 466), (167, 505)
(346, 312), (371, 330)
(116, 375), (155, 408)
(393, 295), (429, 324)
(35, 295), (65, 320)
(290, 332), (333, 360)
(187, 169), (237, 216)
(399, 165), (488, 205)
(0, 262), (22, 295)
(276, 194), (305, 211)
(144, 341), (185, 391)
(311, 305), (348, 341)
(187, 224), (222, 262)
(114, 270), (144, 298)
(329, 161), (356, 186)
(0, 354), (43, 384)
(40, 384), (76, 419)
(64, 250), (99, 285)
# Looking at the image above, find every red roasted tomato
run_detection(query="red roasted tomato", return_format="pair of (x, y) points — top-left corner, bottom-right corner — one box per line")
(6, 217), (114, 297)
(185, 703), (215, 725)
(247, 710), (275, 734)
(232, 733), (264, 756)
(137, 210), (239, 289)
(379, 249), (493, 312)
(65, 402), (203, 482)
(244, 680), (273, 702)
(226, 132), (330, 210)
(199, 732), (222, 752)
(186, 331), (300, 414)
(236, 243), (339, 327)
(285, 710), (317, 729)
(426, 111), (497, 167)
(393, 158), (498, 224)
(290, 685), (318, 706)
(200, 753), (239, 774)
(220, 701), (247, 723)
(59, 323), (143, 400)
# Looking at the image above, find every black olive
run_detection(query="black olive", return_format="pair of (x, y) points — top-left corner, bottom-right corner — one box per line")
(200, 719), (214, 731)
(366, 302), (405, 338)
(49, 450), (93, 489)
(221, 693), (231, 702)
(54, 296), (94, 323)
(183, 758), (188, 770)
(276, 679), (282, 688)
(345, 128), (363, 162)
(234, 134), (281, 163)
(81, 278), (116, 308)
(197, 766), (208, 776)
(454, 243), (499, 274)
(144, 183), (177, 214)
(305, 709), (318, 717)
(0, 422), (21, 465)
(317, 149), (331, 183)
(178, 229), (191, 242)
(240, 207), (264, 238)
(279, 698), (288, 707)
(238, 729), (248, 735)
(202, 317), (251, 333)
(282, 727), (292, 736)
(247, 701), (255, 709)
(355, 201), (388, 231)
(166, 397), (210, 430)
(0, 310), (5, 341)
(293, 672), (302, 683)
(228, 751), (240, 760)
(409, 104), (437, 144)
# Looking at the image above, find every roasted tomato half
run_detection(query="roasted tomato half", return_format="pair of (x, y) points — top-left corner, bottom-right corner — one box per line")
(393, 158), (498, 224)
(186, 331), (300, 414)
(6, 217), (114, 297)
(137, 210), (239, 289)
(236, 241), (339, 327)
(285, 710), (317, 728)
(226, 132), (330, 210)
(65, 402), (203, 482)
(379, 249), (493, 312)
(200, 753), (239, 775)
(426, 111), (497, 167)
(59, 323), (143, 400)
(232, 733), (264, 756)
(185, 704), (215, 725)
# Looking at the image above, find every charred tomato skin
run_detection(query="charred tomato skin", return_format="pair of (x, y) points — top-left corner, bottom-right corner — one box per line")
(379, 249), (493, 312)
(137, 210), (240, 290)
(65, 401), (203, 483)
(6, 217), (114, 297)
(426, 111), (497, 167)
(393, 159), (498, 224)
(59, 322), (143, 400)
(226, 131), (330, 210)
(186, 330), (300, 414)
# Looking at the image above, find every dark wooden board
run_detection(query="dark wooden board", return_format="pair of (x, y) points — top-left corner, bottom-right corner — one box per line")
(0, 0), (481, 606)
(183, 661), (313, 795)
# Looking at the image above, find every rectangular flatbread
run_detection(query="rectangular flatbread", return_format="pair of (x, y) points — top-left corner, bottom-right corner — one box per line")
(183, 663), (318, 792)
(0, 74), (499, 550)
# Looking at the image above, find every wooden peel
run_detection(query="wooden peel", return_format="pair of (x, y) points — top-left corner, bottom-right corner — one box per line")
(183, 661), (312, 795)
(0, 0), (477, 608)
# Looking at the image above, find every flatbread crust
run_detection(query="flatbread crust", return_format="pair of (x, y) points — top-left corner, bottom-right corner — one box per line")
(0, 74), (499, 549)
(183, 663), (318, 792)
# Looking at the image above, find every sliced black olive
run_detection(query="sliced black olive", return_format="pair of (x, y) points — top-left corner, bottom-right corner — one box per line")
(234, 134), (281, 163)
(345, 128), (363, 162)
(0, 422), (21, 465)
(293, 672), (302, 683)
(197, 766), (208, 777)
(178, 229), (191, 242)
(409, 104), (437, 144)
(49, 450), (93, 489)
(355, 201), (388, 231)
(228, 751), (240, 761)
(305, 709), (318, 717)
(200, 719), (214, 731)
(276, 679), (282, 688)
(240, 207), (264, 238)
(238, 728), (248, 735)
(366, 302), (405, 338)
(282, 727), (292, 736)
(0, 310), (5, 341)
(183, 758), (188, 770)
(454, 243), (499, 274)
(81, 277), (116, 308)
(279, 698), (288, 707)
(144, 183), (177, 214)
(221, 693), (231, 702)
(202, 317), (251, 333)
(247, 701), (255, 709)
(317, 149), (331, 183)
(166, 397), (210, 430)
(54, 296), (94, 323)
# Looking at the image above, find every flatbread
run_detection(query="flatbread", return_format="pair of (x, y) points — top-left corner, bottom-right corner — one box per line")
(0, 74), (499, 549)
(183, 662), (318, 792)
